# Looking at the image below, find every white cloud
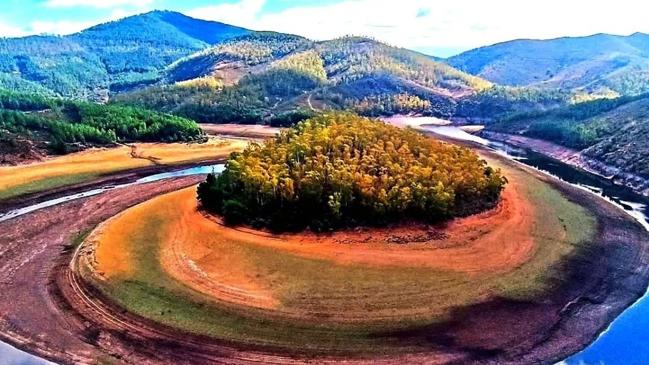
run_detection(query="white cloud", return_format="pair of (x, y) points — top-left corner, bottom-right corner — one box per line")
(186, 0), (265, 25)
(187, 0), (649, 57)
(45, 0), (153, 8)
(24, 8), (147, 36)
(28, 19), (96, 35)
(0, 22), (28, 38)
(0, 0), (153, 37)
(4, 0), (649, 54)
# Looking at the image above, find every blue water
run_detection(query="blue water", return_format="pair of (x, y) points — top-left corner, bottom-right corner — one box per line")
(561, 300), (649, 365)
(0, 341), (53, 365)
(422, 125), (649, 365)
(0, 164), (224, 364)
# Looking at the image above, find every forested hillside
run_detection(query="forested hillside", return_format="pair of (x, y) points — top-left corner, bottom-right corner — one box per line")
(0, 90), (202, 163)
(455, 86), (571, 121)
(448, 33), (649, 96)
(115, 33), (492, 124)
(489, 94), (649, 177)
(0, 11), (250, 100)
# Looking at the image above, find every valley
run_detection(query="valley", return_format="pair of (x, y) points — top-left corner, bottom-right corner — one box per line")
(3, 5), (649, 365)
(482, 131), (649, 196)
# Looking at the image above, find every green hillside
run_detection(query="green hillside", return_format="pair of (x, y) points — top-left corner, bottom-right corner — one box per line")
(0, 89), (202, 161)
(0, 11), (250, 100)
(448, 33), (649, 96)
(115, 34), (492, 124)
(489, 94), (649, 177)
(455, 86), (571, 120)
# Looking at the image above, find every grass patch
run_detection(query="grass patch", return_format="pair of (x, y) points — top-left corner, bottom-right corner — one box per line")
(0, 138), (247, 201)
(66, 228), (94, 250)
(0, 172), (98, 201)
(86, 215), (417, 355)
(490, 163), (596, 299)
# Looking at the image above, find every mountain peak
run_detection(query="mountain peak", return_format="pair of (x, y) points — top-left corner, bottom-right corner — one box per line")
(143, 9), (180, 15)
(76, 9), (250, 46)
(0, 10), (253, 99)
(630, 32), (649, 38)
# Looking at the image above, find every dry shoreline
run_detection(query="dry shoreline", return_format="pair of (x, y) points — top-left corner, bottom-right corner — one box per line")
(0, 144), (648, 364)
(482, 130), (649, 197)
(0, 158), (226, 212)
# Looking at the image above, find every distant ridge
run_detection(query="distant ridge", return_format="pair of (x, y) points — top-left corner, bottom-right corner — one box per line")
(77, 10), (250, 46)
(447, 32), (649, 95)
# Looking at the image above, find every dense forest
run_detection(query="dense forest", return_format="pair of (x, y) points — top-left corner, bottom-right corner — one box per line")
(166, 32), (312, 82)
(197, 113), (506, 231)
(455, 86), (571, 120)
(0, 90), (203, 155)
(490, 93), (649, 149)
(113, 67), (323, 124)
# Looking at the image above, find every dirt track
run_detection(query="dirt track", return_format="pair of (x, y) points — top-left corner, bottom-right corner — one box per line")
(1, 150), (649, 364)
(200, 124), (280, 139)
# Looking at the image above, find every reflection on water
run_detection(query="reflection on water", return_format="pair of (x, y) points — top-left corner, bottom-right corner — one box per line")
(422, 125), (649, 365)
(0, 340), (53, 365)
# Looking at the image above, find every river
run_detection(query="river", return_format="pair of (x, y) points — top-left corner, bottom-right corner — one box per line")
(0, 164), (225, 223)
(0, 163), (225, 364)
(0, 340), (53, 365)
(2, 128), (649, 364)
(421, 125), (649, 365)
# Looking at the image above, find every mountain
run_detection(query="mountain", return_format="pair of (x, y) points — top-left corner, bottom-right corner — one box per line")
(115, 33), (492, 124)
(0, 11), (250, 100)
(447, 33), (649, 96)
(168, 33), (490, 93)
(487, 93), (649, 179)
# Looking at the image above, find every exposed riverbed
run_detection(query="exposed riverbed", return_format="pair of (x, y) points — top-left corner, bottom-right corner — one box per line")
(2, 124), (649, 364)
(419, 124), (649, 365)
(0, 164), (225, 223)
(0, 164), (224, 364)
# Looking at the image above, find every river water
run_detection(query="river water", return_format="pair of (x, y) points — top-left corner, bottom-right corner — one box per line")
(421, 125), (649, 365)
(0, 341), (53, 365)
(2, 128), (649, 364)
(0, 163), (225, 364)
(0, 164), (225, 223)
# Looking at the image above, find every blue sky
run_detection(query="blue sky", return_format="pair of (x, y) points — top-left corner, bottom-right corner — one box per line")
(1, 0), (648, 57)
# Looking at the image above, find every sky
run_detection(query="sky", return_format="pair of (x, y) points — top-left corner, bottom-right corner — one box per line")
(1, 0), (649, 57)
